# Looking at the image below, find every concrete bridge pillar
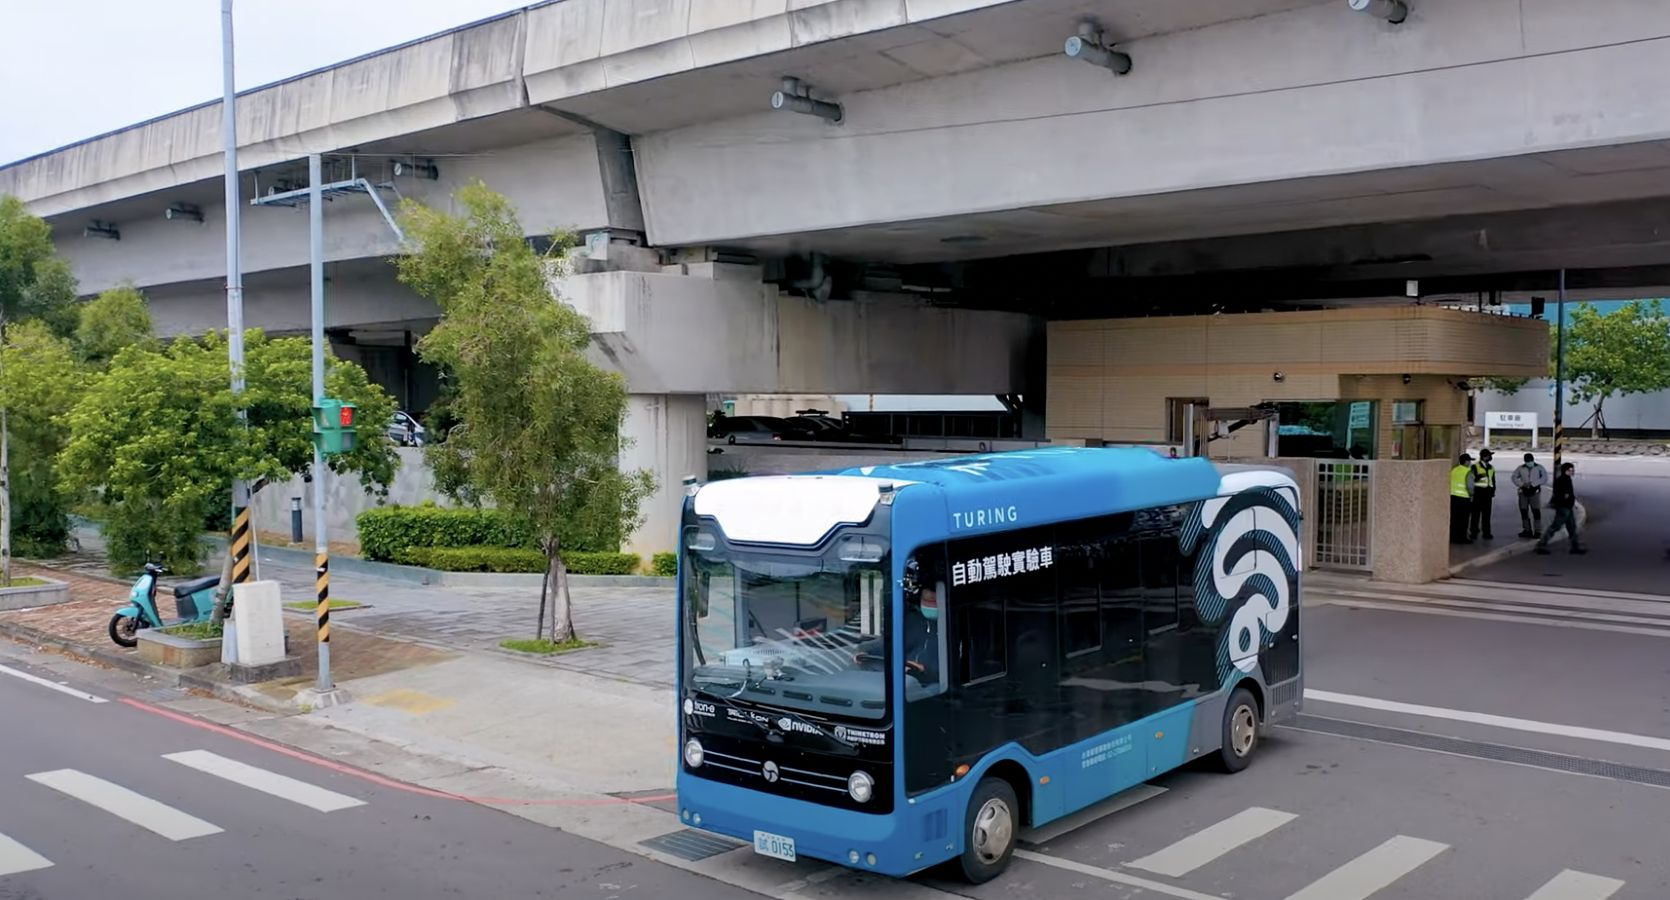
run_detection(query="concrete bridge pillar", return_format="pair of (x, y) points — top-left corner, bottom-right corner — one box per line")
(621, 393), (708, 557)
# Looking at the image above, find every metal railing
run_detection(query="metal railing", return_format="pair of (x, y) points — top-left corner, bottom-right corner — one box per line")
(1314, 461), (1373, 570)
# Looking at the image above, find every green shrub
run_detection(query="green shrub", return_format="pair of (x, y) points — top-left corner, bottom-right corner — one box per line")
(395, 545), (544, 573)
(707, 466), (750, 481)
(395, 546), (641, 576)
(565, 551), (640, 576)
(650, 552), (678, 577)
(357, 504), (532, 561)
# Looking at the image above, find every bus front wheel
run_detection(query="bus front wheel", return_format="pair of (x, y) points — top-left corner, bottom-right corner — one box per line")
(1214, 687), (1261, 773)
(957, 776), (1019, 883)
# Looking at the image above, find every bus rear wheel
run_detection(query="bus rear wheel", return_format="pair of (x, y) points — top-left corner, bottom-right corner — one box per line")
(957, 776), (1018, 883)
(1213, 687), (1260, 773)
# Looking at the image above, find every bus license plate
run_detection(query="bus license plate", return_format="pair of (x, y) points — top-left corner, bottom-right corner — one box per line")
(753, 830), (796, 861)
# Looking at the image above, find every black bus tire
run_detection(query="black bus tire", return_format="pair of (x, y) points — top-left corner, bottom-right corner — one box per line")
(957, 776), (1019, 883)
(1214, 687), (1260, 773)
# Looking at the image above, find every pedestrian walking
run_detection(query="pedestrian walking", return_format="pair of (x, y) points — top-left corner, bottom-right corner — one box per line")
(1511, 452), (1548, 538)
(1449, 452), (1474, 545)
(1469, 449), (1498, 541)
(1534, 461), (1586, 555)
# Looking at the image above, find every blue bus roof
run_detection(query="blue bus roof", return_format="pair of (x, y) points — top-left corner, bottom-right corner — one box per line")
(829, 447), (1224, 535)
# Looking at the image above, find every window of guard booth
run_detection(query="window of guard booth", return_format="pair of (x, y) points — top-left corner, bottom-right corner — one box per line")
(904, 546), (949, 701)
(1275, 400), (1378, 459)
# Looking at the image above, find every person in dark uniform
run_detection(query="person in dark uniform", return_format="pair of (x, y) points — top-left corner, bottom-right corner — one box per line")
(1469, 448), (1498, 541)
(1535, 462), (1587, 555)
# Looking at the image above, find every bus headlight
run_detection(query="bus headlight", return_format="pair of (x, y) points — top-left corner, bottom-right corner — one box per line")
(847, 770), (874, 803)
(684, 739), (705, 768)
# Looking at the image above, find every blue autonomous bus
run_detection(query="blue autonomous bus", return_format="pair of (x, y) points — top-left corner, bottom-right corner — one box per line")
(675, 447), (1302, 882)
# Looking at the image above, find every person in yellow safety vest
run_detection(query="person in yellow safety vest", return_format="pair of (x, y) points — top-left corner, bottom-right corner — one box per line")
(1449, 453), (1474, 545)
(1468, 448), (1498, 541)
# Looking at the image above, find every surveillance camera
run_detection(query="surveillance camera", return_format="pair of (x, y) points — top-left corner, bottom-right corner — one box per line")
(1349, 0), (1409, 24)
(1064, 23), (1132, 75)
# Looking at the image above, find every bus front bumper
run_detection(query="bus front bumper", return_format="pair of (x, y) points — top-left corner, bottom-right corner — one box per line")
(676, 772), (947, 878)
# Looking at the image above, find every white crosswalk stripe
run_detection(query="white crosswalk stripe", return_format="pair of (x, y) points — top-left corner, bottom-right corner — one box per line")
(1128, 807), (1296, 877)
(1524, 869), (1625, 900)
(0, 831), (52, 877)
(26, 769), (222, 841)
(1283, 835), (1449, 900)
(163, 750), (365, 813)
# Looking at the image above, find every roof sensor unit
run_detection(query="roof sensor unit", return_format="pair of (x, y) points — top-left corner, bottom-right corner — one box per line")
(1348, 0), (1409, 24)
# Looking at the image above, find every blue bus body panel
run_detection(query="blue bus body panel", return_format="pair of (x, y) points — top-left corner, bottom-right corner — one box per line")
(677, 704), (1201, 877)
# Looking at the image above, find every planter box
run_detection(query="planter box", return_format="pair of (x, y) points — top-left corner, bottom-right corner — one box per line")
(136, 629), (222, 669)
(0, 577), (71, 612)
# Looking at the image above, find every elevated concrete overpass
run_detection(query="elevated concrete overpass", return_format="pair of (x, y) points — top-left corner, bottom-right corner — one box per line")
(10, 0), (1661, 553)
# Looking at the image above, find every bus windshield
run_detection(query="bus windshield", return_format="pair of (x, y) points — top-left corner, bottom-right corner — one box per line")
(683, 533), (891, 721)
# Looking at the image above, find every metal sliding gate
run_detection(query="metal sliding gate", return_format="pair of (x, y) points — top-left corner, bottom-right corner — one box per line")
(1314, 460), (1373, 570)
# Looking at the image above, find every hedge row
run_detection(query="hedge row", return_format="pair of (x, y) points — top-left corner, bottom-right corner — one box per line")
(395, 546), (643, 575)
(357, 505), (530, 562)
(650, 552), (677, 577)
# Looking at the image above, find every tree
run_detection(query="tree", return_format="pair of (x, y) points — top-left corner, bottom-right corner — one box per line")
(0, 322), (84, 557)
(58, 330), (400, 574)
(0, 196), (79, 583)
(76, 284), (154, 363)
(1559, 300), (1670, 439)
(394, 181), (653, 644)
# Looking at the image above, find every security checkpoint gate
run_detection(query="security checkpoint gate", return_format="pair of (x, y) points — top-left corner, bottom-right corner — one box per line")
(1314, 460), (1373, 570)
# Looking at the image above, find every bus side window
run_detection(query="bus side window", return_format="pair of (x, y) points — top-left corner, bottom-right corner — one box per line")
(1139, 535), (1180, 633)
(957, 591), (1006, 685)
(906, 549), (949, 700)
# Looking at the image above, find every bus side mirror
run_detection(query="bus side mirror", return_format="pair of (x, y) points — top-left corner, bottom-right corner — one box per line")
(696, 572), (711, 618)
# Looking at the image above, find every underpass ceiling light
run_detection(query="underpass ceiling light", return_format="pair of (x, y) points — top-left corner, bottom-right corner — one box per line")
(83, 220), (119, 240)
(1064, 21), (1132, 75)
(771, 77), (843, 124)
(1348, 0), (1409, 24)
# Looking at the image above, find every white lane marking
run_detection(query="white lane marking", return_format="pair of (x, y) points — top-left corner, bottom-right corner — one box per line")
(26, 769), (223, 841)
(1306, 689), (1670, 754)
(1524, 869), (1625, 900)
(163, 750), (365, 813)
(0, 663), (107, 703)
(1283, 835), (1448, 900)
(1128, 806), (1297, 877)
(0, 832), (52, 876)
(1325, 598), (1670, 639)
(1015, 849), (1231, 900)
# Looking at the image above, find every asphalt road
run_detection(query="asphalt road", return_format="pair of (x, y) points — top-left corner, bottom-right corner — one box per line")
(1466, 455), (1670, 594)
(0, 656), (758, 900)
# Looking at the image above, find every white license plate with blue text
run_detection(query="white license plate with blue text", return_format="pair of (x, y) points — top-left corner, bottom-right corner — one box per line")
(753, 830), (796, 861)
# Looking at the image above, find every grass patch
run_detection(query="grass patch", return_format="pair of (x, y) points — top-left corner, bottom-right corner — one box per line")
(499, 637), (596, 656)
(161, 621), (224, 641)
(284, 599), (363, 611)
(0, 577), (48, 589)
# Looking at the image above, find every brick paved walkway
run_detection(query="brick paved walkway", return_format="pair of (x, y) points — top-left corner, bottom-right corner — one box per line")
(0, 562), (455, 697)
(26, 534), (680, 690)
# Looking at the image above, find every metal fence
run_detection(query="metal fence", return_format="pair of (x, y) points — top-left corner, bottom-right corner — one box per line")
(1314, 461), (1373, 570)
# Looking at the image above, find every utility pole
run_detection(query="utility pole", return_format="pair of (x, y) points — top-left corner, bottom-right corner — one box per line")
(307, 154), (337, 698)
(1553, 268), (1567, 472)
(221, 0), (254, 594)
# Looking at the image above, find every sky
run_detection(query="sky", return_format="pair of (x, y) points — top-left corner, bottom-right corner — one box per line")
(0, 0), (536, 166)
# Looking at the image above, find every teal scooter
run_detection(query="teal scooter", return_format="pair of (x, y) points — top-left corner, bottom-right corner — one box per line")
(108, 563), (223, 648)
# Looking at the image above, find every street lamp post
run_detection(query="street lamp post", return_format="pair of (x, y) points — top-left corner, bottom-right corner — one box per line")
(1554, 268), (1567, 472)
(221, 0), (253, 593)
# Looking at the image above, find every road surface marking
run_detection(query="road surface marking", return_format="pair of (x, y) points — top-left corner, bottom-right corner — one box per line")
(1128, 806), (1296, 877)
(1306, 689), (1670, 753)
(1524, 869), (1625, 900)
(1015, 849), (1231, 900)
(0, 832), (52, 876)
(362, 688), (456, 716)
(0, 663), (107, 703)
(26, 769), (223, 841)
(1283, 835), (1448, 900)
(163, 750), (365, 812)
